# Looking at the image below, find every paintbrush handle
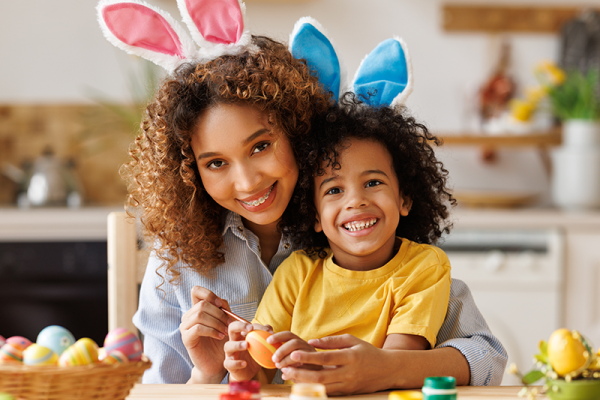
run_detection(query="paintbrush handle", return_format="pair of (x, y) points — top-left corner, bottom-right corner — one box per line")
(221, 307), (251, 324)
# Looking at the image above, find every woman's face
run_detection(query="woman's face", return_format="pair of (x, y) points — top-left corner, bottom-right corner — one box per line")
(191, 103), (299, 229)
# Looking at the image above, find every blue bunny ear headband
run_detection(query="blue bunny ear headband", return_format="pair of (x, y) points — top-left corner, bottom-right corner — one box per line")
(289, 17), (413, 108)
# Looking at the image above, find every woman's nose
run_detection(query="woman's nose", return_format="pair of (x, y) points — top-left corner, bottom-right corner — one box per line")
(233, 162), (262, 193)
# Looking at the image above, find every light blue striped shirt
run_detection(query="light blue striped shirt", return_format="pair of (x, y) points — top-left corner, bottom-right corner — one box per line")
(133, 211), (507, 386)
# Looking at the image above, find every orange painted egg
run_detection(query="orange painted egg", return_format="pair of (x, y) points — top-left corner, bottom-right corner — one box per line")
(23, 344), (58, 366)
(246, 330), (280, 369)
(101, 350), (129, 365)
(0, 343), (23, 364)
(58, 338), (99, 367)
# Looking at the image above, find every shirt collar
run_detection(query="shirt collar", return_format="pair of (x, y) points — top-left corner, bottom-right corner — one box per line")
(221, 210), (244, 236)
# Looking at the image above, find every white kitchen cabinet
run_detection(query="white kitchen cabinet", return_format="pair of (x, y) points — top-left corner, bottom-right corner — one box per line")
(564, 230), (600, 341)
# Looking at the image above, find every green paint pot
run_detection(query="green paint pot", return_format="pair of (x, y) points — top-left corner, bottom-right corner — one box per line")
(546, 379), (600, 400)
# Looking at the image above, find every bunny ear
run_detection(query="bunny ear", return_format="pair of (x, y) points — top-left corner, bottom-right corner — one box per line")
(289, 17), (346, 102)
(352, 37), (414, 108)
(97, 0), (198, 73)
(177, 0), (257, 61)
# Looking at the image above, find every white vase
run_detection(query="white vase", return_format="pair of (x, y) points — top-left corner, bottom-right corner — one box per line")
(551, 120), (600, 210)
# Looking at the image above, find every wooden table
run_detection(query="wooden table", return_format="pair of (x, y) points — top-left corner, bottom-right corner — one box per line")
(126, 384), (534, 400)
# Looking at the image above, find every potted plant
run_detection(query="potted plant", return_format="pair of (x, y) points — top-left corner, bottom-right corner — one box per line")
(511, 328), (600, 400)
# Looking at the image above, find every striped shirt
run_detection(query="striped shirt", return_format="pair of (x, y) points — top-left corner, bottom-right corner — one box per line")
(133, 211), (507, 386)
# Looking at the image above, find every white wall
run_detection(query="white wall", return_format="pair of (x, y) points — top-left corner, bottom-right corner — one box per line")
(2, 0), (599, 196)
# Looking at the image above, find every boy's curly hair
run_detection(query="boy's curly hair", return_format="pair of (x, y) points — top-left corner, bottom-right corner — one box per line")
(121, 35), (331, 284)
(283, 93), (456, 256)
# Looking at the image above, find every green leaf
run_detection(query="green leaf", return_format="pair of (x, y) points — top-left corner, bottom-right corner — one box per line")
(522, 370), (546, 384)
(535, 353), (549, 364)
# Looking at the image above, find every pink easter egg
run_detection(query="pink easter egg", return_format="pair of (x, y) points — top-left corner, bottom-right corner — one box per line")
(0, 335), (5, 347)
(104, 328), (142, 361)
(6, 336), (32, 351)
(0, 343), (23, 364)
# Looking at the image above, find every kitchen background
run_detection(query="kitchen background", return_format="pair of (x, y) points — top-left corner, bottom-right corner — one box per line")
(2, 0), (600, 385)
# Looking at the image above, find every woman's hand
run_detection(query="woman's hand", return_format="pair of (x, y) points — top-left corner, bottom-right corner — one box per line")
(270, 331), (321, 371)
(279, 334), (391, 395)
(223, 322), (264, 382)
(180, 286), (232, 383)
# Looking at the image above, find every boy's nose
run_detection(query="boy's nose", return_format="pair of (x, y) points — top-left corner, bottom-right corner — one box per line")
(345, 189), (369, 209)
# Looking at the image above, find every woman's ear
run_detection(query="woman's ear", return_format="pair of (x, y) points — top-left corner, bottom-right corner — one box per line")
(400, 195), (412, 217)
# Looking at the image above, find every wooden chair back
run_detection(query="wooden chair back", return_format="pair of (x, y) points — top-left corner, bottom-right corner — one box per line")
(107, 212), (150, 333)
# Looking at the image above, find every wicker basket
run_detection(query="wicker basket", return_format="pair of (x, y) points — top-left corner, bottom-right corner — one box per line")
(0, 360), (151, 400)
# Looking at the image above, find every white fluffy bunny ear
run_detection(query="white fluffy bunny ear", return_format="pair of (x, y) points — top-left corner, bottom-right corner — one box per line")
(97, 0), (199, 73)
(289, 17), (347, 102)
(352, 37), (414, 108)
(177, 0), (258, 61)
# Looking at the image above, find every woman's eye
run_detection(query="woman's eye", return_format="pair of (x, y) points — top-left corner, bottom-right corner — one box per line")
(325, 187), (342, 195)
(366, 180), (382, 188)
(252, 142), (271, 154)
(207, 160), (226, 170)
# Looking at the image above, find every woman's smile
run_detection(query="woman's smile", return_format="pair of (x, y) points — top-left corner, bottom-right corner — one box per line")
(238, 182), (277, 211)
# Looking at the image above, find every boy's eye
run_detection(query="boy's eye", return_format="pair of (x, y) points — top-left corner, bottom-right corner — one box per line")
(207, 160), (226, 170)
(253, 142), (270, 154)
(366, 180), (382, 188)
(325, 187), (342, 195)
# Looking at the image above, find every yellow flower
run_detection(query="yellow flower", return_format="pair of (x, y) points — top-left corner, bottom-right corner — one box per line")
(535, 61), (566, 87)
(509, 362), (520, 375)
(510, 99), (537, 122)
(525, 86), (547, 104)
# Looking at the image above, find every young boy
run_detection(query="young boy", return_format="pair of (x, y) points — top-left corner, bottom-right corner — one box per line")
(224, 95), (455, 384)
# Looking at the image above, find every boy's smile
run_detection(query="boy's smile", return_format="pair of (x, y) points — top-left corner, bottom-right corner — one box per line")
(314, 138), (411, 271)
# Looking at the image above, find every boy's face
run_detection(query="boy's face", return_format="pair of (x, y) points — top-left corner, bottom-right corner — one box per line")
(314, 138), (412, 271)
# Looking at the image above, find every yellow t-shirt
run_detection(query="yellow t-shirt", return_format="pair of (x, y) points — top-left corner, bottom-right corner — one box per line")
(254, 238), (451, 348)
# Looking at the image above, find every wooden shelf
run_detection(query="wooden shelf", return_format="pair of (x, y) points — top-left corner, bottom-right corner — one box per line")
(435, 129), (562, 147)
(442, 4), (597, 33)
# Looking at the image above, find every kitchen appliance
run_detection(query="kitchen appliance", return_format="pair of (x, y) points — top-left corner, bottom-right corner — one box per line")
(0, 207), (120, 344)
(440, 229), (564, 385)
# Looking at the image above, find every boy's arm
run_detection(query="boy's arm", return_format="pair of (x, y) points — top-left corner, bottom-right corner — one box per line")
(382, 333), (430, 351)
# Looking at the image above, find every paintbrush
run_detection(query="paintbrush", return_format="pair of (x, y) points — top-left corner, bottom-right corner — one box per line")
(220, 307), (251, 324)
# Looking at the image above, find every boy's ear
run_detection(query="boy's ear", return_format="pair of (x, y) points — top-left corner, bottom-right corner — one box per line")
(314, 214), (323, 233)
(400, 195), (412, 217)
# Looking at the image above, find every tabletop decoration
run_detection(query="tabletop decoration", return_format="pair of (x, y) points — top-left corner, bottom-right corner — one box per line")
(0, 325), (150, 400)
(510, 328), (600, 400)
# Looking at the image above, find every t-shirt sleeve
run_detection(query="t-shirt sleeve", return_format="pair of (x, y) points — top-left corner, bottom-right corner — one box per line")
(253, 251), (304, 334)
(387, 248), (451, 348)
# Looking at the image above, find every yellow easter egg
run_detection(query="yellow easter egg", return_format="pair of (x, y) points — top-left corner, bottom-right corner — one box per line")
(547, 329), (591, 377)
(58, 338), (99, 367)
(23, 344), (58, 366)
(246, 330), (280, 369)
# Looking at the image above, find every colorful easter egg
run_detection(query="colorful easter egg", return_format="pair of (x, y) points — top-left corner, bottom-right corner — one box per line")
(104, 328), (142, 361)
(245, 330), (281, 369)
(0, 335), (5, 347)
(101, 350), (129, 365)
(0, 343), (23, 364)
(36, 325), (75, 356)
(23, 344), (58, 366)
(58, 338), (99, 367)
(6, 336), (32, 351)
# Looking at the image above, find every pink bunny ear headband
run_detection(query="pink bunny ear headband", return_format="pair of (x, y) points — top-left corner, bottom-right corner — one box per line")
(97, 0), (258, 74)
(289, 17), (414, 108)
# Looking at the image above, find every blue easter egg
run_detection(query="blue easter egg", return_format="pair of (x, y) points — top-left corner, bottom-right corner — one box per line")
(36, 325), (75, 356)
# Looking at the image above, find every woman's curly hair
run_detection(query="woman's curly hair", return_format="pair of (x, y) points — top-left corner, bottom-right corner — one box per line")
(283, 93), (456, 257)
(121, 35), (331, 284)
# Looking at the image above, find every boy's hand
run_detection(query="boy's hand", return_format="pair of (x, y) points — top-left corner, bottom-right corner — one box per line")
(269, 331), (322, 372)
(223, 322), (264, 382)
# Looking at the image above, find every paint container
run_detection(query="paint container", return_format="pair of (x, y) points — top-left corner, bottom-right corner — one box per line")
(422, 376), (457, 400)
(290, 383), (327, 400)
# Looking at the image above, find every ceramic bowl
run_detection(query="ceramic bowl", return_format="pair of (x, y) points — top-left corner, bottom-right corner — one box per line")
(546, 379), (600, 400)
